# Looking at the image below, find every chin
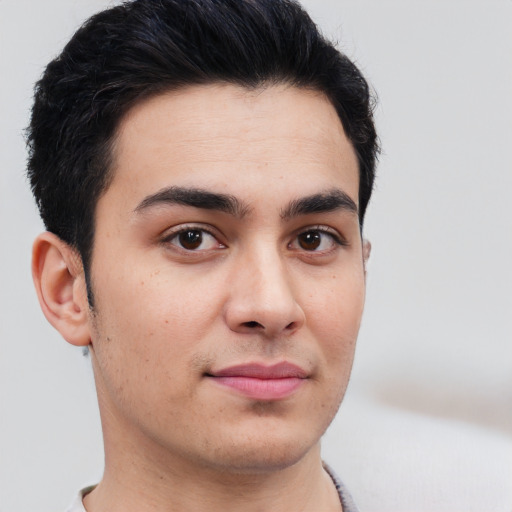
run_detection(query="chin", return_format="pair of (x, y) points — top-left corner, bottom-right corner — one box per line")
(212, 446), (312, 475)
(201, 421), (322, 475)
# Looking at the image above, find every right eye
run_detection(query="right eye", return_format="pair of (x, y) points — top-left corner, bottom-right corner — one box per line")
(164, 227), (223, 251)
(164, 226), (225, 252)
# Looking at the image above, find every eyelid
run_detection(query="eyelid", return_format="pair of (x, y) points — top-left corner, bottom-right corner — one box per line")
(294, 225), (348, 246)
(160, 223), (226, 250)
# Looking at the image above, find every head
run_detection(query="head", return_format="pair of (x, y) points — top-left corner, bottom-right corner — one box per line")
(27, 0), (378, 307)
(28, 0), (378, 481)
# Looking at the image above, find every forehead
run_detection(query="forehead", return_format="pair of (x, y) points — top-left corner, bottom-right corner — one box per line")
(105, 83), (359, 211)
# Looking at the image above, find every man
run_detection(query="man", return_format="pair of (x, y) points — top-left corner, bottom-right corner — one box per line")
(27, 0), (378, 510)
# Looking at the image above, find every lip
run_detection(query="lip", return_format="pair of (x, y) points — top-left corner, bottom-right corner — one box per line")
(206, 362), (308, 401)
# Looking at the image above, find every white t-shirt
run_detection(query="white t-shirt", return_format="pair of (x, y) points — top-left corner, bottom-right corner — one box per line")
(65, 485), (95, 512)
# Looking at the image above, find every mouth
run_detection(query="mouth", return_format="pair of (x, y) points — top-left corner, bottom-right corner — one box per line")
(205, 362), (308, 401)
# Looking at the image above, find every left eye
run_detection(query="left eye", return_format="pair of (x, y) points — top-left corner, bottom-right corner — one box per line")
(291, 230), (340, 251)
(166, 228), (221, 251)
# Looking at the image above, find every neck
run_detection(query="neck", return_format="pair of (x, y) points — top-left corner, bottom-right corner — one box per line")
(85, 400), (341, 512)
(86, 444), (341, 512)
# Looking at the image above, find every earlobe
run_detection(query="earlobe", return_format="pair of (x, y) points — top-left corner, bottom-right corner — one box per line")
(362, 239), (371, 273)
(32, 232), (91, 346)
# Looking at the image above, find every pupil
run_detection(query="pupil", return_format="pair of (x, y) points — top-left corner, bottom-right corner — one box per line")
(299, 231), (321, 250)
(179, 230), (202, 249)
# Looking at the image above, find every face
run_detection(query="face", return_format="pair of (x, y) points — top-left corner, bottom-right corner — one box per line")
(87, 84), (366, 474)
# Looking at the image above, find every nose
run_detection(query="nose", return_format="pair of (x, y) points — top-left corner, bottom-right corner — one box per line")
(224, 248), (306, 338)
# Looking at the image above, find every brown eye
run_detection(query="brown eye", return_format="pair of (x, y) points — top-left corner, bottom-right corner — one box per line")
(291, 228), (344, 253)
(297, 231), (322, 251)
(165, 227), (223, 252)
(178, 230), (203, 250)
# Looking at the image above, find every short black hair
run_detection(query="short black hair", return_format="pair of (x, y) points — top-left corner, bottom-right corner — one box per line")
(27, 0), (379, 303)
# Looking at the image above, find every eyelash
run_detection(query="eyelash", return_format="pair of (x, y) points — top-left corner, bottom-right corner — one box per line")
(161, 224), (224, 252)
(161, 224), (347, 254)
(288, 226), (348, 252)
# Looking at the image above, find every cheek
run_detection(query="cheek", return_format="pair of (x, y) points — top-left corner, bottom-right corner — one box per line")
(89, 297), (201, 430)
(95, 254), (222, 326)
(303, 268), (365, 363)
(307, 269), (365, 326)
(89, 263), (224, 380)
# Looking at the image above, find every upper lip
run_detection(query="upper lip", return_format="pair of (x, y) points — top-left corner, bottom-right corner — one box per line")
(208, 362), (308, 379)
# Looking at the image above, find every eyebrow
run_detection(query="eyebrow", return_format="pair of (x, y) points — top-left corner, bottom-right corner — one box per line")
(280, 189), (358, 220)
(134, 186), (250, 218)
(134, 186), (357, 220)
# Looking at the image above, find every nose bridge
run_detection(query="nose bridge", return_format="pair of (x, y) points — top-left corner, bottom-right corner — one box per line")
(225, 238), (305, 336)
(248, 242), (291, 303)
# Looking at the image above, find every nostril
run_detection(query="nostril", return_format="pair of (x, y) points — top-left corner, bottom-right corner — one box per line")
(244, 321), (263, 329)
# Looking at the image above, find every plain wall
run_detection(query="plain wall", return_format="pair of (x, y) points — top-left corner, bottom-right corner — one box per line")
(1, 1), (511, 511)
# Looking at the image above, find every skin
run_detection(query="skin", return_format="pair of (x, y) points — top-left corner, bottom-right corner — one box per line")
(33, 84), (369, 512)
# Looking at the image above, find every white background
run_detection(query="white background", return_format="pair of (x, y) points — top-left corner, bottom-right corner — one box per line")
(1, 1), (511, 511)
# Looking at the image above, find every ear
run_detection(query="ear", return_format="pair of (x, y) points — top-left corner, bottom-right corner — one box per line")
(32, 232), (91, 346)
(362, 238), (371, 274)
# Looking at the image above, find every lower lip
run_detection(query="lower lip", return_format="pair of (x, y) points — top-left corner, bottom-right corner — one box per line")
(210, 376), (304, 400)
